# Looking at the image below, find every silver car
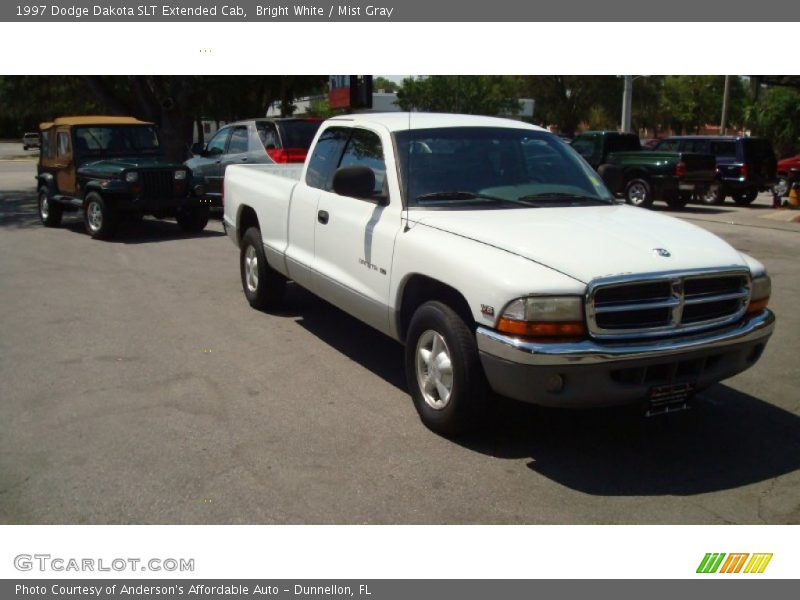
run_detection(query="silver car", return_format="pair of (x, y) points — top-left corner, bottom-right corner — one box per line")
(185, 118), (322, 207)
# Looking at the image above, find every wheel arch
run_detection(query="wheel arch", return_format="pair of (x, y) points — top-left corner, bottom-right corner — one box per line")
(396, 274), (475, 344)
(236, 204), (260, 245)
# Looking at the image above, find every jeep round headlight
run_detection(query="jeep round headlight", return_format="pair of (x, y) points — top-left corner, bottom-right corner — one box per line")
(747, 274), (771, 314)
(497, 296), (585, 338)
(174, 170), (187, 181)
(125, 171), (139, 183)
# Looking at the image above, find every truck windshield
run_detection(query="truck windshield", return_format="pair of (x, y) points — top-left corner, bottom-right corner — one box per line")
(73, 125), (161, 154)
(395, 127), (614, 208)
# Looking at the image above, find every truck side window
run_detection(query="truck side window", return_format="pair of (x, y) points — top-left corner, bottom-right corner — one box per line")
(571, 137), (594, 160)
(305, 127), (350, 190)
(338, 129), (386, 195)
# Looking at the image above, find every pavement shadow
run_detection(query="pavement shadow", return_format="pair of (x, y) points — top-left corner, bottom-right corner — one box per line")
(277, 286), (799, 498)
(458, 385), (800, 497)
(0, 192), (224, 242)
(0, 192), (41, 229)
(285, 284), (407, 391)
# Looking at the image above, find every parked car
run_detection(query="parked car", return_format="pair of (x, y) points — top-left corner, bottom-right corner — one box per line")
(22, 132), (40, 150)
(653, 136), (777, 205)
(222, 113), (774, 435)
(185, 118), (322, 208)
(775, 154), (800, 196)
(36, 116), (209, 239)
(571, 131), (718, 208)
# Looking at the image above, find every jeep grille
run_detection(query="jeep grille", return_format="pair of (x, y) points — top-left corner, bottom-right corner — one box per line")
(141, 170), (174, 199)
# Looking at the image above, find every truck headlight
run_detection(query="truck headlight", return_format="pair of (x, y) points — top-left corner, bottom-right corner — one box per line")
(497, 296), (585, 338)
(125, 171), (139, 183)
(174, 170), (187, 181)
(747, 274), (771, 314)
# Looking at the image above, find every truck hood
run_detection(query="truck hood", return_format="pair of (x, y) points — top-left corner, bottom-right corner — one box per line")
(410, 205), (748, 283)
(77, 156), (180, 176)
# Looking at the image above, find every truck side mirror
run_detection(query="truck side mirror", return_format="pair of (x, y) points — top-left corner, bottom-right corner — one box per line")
(190, 142), (205, 156)
(597, 164), (623, 195)
(332, 166), (376, 200)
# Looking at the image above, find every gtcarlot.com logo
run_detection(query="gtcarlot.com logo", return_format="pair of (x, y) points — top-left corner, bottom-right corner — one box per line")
(696, 553), (772, 574)
(14, 554), (195, 573)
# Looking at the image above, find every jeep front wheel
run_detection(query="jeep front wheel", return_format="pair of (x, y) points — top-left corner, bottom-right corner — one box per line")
(83, 192), (117, 239)
(176, 205), (210, 233)
(404, 301), (488, 436)
(38, 186), (62, 227)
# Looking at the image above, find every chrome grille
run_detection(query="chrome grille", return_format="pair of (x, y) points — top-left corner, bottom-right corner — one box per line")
(140, 170), (174, 199)
(586, 269), (750, 339)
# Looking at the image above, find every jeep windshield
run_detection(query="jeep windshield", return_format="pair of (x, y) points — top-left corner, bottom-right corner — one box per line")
(73, 125), (161, 156)
(395, 127), (614, 209)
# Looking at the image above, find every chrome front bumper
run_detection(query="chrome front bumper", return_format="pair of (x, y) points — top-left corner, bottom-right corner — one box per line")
(475, 310), (775, 407)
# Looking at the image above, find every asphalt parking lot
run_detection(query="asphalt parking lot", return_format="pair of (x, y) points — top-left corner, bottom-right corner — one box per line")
(1, 157), (798, 524)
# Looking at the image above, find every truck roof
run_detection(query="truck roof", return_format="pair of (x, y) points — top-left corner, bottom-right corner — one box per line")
(327, 112), (547, 133)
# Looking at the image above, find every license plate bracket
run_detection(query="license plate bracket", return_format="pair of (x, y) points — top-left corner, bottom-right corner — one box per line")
(646, 381), (696, 416)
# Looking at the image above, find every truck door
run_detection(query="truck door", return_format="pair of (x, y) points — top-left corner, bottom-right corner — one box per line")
(312, 126), (399, 335)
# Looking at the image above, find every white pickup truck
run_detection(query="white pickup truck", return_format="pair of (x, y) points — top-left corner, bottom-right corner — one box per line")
(223, 113), (775, 434)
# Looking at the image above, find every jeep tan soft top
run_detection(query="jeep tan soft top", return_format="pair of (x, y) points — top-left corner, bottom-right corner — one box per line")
(39, 116), (153, 130)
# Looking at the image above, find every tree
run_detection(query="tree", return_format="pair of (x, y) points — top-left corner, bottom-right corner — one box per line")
(747, 86), (800, 157)
(518, 76), (621, 135)
(373, 77), (399, 93)
(396, 76), (523, 116)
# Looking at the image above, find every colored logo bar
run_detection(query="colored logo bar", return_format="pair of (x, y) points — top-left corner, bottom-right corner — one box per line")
(697, 553), (773, 574)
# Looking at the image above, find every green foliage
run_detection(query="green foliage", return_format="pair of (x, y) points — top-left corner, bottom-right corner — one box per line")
(747, 87), (800, 156)
(373, 77), (399, 93)
(396, 76), (523, 116)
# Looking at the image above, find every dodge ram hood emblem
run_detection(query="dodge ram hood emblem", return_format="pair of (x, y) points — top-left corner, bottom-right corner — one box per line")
(653, 248), (671, 257)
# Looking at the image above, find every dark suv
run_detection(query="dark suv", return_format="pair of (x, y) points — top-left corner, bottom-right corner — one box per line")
(36, 116), (208, 239)
(653, 136), (777, 205)
(186, 118), (322, 207)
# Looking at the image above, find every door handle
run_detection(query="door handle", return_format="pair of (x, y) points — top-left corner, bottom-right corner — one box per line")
(317, 210), (329, 225)
(240, 157), (248, 162)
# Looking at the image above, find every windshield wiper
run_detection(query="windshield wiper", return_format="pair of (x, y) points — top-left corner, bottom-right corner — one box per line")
(517, 192), (611, 205)
(415, 191), (535, 206)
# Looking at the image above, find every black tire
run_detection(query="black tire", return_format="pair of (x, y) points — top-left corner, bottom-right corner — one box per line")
(624, 178), (653, 208)
(83, 192), (117, 239)
(38, 186), (62, 227)
(23, 145), (28, 151)
(176, 205), (210, 233)
(239, 227), (286, 310)
(701, 187), (725, 205)
(404, 301), (489, 436)
(665, 192), (690, 210)
(733, 189), (758, 206)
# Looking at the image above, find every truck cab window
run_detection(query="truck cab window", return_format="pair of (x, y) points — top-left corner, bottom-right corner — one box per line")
(338, 129), (386, 195)
(305, 127), (350, 190)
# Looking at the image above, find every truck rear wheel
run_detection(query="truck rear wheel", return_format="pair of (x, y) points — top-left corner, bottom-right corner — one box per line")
(404, 301), (488, 436)
(665, 192), (690, 210)
(240, 227), (285, 310)
(625, 179), (653, 208)
(83, 192), (117, 239)
(733, 189), (758, 205)
(176, 205), (210, 233)
(38, 186), (62, 227)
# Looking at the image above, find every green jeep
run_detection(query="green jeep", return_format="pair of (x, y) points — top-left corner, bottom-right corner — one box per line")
(36, 116), (209, 239)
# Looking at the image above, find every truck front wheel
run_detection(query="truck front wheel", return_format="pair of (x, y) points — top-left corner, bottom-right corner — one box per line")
(240, 227), (285, 310)
(625, 179), (653, 208)
(83, 192), (117, 239)
(405, 301), (488, 436)
(733, 189), (758, 205)
(38, 186), (62, 227)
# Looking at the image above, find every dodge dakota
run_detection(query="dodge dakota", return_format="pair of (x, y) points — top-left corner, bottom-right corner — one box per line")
(223, 113), (774, 435)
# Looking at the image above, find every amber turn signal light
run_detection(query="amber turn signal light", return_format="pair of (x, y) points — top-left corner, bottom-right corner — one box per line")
(746, 297), (769, 315)
(496, 318), (586, 338)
